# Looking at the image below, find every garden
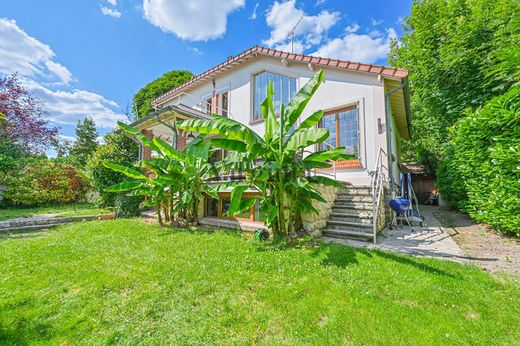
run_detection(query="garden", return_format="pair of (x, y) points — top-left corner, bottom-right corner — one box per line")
(1, 0), (519, 343)
(1, 219), (519, 344)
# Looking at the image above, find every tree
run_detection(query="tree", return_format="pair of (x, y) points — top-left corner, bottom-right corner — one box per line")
(388, 0), (520, 171)
(133, 70), (193, 119)
(86, 130), (140, 207)
(0, 74), (58, 156)
(179, 70), (353, 239)
(70, 117), (98, 167)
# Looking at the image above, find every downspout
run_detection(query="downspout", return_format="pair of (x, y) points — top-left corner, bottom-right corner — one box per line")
(384, 78), (408, 198)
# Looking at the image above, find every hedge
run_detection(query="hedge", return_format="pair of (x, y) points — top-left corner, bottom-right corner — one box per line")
(437, 86), (520, 236)
(3, 161), (89, 206)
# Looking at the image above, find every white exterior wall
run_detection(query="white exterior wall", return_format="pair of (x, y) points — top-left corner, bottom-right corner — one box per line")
(161, 56), (395, 186)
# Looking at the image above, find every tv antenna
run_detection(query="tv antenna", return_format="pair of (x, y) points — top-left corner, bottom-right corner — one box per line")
(286, 16), (304, 53)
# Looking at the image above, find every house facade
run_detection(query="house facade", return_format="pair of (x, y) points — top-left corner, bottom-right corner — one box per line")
(131, 46), (410, 239)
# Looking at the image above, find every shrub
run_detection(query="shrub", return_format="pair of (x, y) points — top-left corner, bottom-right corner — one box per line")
(3, 161), (89, 206)
(114, 193), (142, 218)
(437, 86), (520, 235)
(87, 130), (139, 207)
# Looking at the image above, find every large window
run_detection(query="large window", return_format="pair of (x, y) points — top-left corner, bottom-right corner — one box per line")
(320, 107), (359, 156)
(253, 71), (296, 121)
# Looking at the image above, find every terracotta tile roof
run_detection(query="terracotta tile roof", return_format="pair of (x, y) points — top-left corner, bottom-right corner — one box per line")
(152, 45), (409, 106)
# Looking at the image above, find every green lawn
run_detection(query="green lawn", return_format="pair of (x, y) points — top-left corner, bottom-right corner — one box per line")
(0, 203), (111, 221)
(1, 220), (519, 345)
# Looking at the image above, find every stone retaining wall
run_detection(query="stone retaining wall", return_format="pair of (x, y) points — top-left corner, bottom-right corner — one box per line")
(301, 184), (339, 234)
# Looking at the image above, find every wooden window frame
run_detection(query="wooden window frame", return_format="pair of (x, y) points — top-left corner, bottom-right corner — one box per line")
(318, 105), (362, 169)
(204, 192), (261, 221)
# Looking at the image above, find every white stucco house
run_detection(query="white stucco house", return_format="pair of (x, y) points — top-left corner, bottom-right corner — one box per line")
(130, 45), (411, 241)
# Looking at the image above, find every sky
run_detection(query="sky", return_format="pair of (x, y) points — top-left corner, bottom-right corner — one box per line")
(0, 0), (412, 146)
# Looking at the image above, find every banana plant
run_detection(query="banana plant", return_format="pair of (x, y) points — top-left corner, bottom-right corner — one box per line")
(179, 70), (355, 239)
(104, 121), (219, 225)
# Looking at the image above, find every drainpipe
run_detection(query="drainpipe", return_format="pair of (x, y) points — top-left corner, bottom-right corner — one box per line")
(384, 78), (408, 198)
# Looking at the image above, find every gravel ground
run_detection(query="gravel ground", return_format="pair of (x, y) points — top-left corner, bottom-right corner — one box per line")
(433, 207), (520, 277)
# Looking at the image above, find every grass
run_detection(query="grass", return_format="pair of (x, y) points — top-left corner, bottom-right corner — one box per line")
(1, 220), (519, 345)
(0, 203), (111, 221)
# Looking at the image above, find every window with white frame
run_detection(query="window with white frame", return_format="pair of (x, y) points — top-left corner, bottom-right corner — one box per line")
(253, 71), (296, 121)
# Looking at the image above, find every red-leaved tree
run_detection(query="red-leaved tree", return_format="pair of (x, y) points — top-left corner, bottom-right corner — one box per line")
(0, 74), (58, 154)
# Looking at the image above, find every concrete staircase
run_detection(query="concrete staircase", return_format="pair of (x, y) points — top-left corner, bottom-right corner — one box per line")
(323, 185), (375, 241)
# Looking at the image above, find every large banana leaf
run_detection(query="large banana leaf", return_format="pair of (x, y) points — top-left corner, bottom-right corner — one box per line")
(179, 115), (263, 146)
(185, 135), (211, 161)
(284, 70), (324, 132)
(118, 121), (161, 153)
(261, 82), (278, 142)
(227, 185), (249, 216)
(296, 110), (324, 131)
(285, 128), (329, 153)
(105, 181), (144, 192)
(104, 162), (148, 180)
(153, 137), (185, 160)
(210, 138), (247, 153)
(303, 147), (356, 163)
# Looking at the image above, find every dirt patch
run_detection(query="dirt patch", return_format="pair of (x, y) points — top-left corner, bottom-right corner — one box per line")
(433, 208), (520, 277)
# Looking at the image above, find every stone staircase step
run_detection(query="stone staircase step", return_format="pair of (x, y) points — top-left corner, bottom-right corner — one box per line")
(328, 213), (373, 224)
(326, 219), (373, 230)
(332, 201), (373, 210)
(337, 190), (372, 197)
(322, 228), (374, 240)
(334, 196), (373, 203)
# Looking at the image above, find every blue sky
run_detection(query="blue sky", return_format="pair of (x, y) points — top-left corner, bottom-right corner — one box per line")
(0, 0), (411, 145)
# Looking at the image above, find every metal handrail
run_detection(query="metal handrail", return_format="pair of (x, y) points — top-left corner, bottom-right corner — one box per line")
(174, 92), (235, 119)
(371, 148), (388, 244)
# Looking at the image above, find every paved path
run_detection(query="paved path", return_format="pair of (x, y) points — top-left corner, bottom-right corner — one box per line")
(324, 206), (466, 262)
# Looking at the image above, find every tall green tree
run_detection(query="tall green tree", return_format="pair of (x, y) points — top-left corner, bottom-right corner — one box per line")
(70, 117), (98, 167)
(389, 0), (519, 171)
(133, 70), (193, 119)
(86, 130), (139, 207)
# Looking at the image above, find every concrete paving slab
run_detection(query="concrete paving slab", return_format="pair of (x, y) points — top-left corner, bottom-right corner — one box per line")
(324, 205), (466, 262)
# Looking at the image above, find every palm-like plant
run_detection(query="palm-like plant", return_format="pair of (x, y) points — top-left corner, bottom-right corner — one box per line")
(104, 121), (218, 226)
(179, 70), (354, 239)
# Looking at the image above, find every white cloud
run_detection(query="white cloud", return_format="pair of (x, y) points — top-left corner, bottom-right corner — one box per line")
(59, 134), (77, 143)
(142, 0), (245, 41)
(96, 136), (106, 145)
(188, 47), (203, 55)
(345, 23), (360, 34)
(0, 18), (73, 85)
(314, 0), (326, 6)
(313, 27), (397, 64)
(23, 78), (125, 128)
(263, 0), (339, 53)
(0, 18), (124, 129)
(100, 6), (122, 18)
(371, 18), (383, 26)
(107, 0), (117, 5)
(249, 3), (259, 20)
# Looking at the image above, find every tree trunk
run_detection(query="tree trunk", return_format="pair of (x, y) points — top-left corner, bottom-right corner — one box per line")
(157, 202), (164, 226)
